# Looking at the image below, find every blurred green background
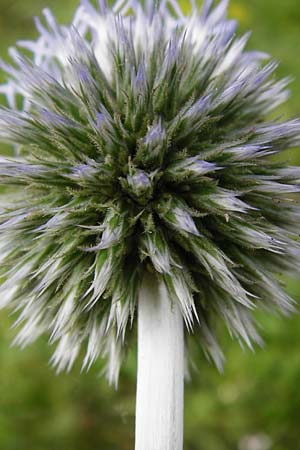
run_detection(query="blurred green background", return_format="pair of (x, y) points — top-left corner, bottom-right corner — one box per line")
(1, 1), (300, 449)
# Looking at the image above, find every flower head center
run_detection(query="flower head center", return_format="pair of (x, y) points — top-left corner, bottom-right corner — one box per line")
(119, 168), (155, 206)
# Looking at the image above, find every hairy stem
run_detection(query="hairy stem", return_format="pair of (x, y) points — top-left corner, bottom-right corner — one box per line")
(135, 271), (184, 450)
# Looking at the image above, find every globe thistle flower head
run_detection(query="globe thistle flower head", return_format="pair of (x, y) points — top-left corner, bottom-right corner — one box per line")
(1, 0), (300, 385)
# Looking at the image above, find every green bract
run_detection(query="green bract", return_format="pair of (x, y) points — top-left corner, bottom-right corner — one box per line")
(0, 0), (300, 385)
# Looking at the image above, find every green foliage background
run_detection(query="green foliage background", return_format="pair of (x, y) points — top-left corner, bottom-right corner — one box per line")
(0, 1), (300, 449)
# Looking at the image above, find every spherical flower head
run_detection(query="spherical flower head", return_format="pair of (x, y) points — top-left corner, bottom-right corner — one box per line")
(0, 0), (300, 385)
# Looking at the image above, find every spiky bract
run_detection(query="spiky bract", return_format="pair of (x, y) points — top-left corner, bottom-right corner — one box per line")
(0, 0), (300, 384)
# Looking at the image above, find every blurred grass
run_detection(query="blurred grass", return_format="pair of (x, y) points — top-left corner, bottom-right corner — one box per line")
(0, 1), (300, 449)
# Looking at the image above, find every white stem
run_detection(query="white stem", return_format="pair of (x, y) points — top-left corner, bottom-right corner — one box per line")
(135, 272), (184, 450)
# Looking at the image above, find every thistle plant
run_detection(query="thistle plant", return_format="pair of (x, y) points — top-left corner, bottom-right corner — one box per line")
(0, 0), (300, 449)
